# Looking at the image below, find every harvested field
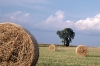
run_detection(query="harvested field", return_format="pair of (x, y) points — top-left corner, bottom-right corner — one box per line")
(36, 46), (100, 66)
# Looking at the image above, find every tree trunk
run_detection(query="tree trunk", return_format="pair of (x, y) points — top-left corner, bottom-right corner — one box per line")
(65, 39), (69, 47)
(66, 43), (69, 46)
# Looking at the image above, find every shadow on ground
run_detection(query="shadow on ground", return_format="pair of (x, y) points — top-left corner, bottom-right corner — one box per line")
(56, 49), (66, 52)
(86, 55), (100, 57)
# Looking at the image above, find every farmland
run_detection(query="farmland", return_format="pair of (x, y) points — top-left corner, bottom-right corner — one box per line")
(36, 46), (100, 66)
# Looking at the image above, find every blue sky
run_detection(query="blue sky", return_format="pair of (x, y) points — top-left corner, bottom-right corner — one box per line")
(0, 0), (100, 46)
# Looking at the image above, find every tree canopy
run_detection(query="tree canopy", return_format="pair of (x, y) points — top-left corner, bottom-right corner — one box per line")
(56, 28), (75, 46)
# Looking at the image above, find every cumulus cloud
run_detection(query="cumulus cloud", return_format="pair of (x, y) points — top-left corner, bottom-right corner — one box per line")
(75, 14), (100, 31)
(0, 10), (75, 31)
(1, 9), (100, 35)
(35, 10), (74, 31)
(8, 11), (30, 22)
(0, 11), (33, 25)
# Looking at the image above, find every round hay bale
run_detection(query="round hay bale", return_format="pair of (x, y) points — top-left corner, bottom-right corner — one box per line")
(49, 44), (56, 51)
(76, 45), (88, 56)
(0, 22), (39, 66)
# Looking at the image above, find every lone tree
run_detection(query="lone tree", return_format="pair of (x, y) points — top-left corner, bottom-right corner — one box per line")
(56, 28), (75, 46)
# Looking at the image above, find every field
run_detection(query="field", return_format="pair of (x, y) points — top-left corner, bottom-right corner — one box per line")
(36, 46), (100, 66)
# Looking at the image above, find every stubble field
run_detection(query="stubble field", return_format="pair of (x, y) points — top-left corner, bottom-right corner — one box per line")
(36, 46), (100, 66)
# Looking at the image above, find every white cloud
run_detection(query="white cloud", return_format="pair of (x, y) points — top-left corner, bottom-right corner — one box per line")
(9, 11), (22, 16)
(1, 9), (100, 35)
(75, 14), (100, 31)
(45, 10), (64, 23)
(35, 10), (74, 31)
(0, 11), (33, 25)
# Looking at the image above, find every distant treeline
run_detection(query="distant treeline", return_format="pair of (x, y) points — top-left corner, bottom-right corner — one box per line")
(38, 43), (77, 47)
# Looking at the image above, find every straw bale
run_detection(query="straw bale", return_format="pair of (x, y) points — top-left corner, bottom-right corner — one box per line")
(49, 44), (56, 51)
(0, 22), (39, 66)
(76, 45), (88, 56)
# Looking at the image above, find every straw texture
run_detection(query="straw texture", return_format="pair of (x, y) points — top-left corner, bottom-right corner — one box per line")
(0, 22), (39, 66)
(49, 44), (56, 51)
(76, 45), (88, 56)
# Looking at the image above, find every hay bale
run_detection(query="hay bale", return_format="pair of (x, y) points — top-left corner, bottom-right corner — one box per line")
(49, 44), (56, 51)
(0, 22), (39, 66)
(76, 45), (88, 56)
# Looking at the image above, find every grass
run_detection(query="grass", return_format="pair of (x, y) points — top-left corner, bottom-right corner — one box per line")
(36, 46), (100, 66)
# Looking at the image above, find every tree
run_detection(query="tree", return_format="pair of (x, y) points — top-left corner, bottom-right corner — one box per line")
(56, 28), (75, 46)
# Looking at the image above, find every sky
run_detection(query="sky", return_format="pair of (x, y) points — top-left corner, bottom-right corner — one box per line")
(0, 0), (100, 47)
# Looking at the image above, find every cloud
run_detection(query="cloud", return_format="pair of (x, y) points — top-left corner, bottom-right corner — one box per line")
(1, 9), (100, 35)
(1, 10), (73, 31)
(35, 10), (74, 31)
(75, 14), (100, 31)
(8, 11), (29, 22)
(74, 14), (100, 35)
(0, 11), (33, 25)
(34, 10), (100, 34)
